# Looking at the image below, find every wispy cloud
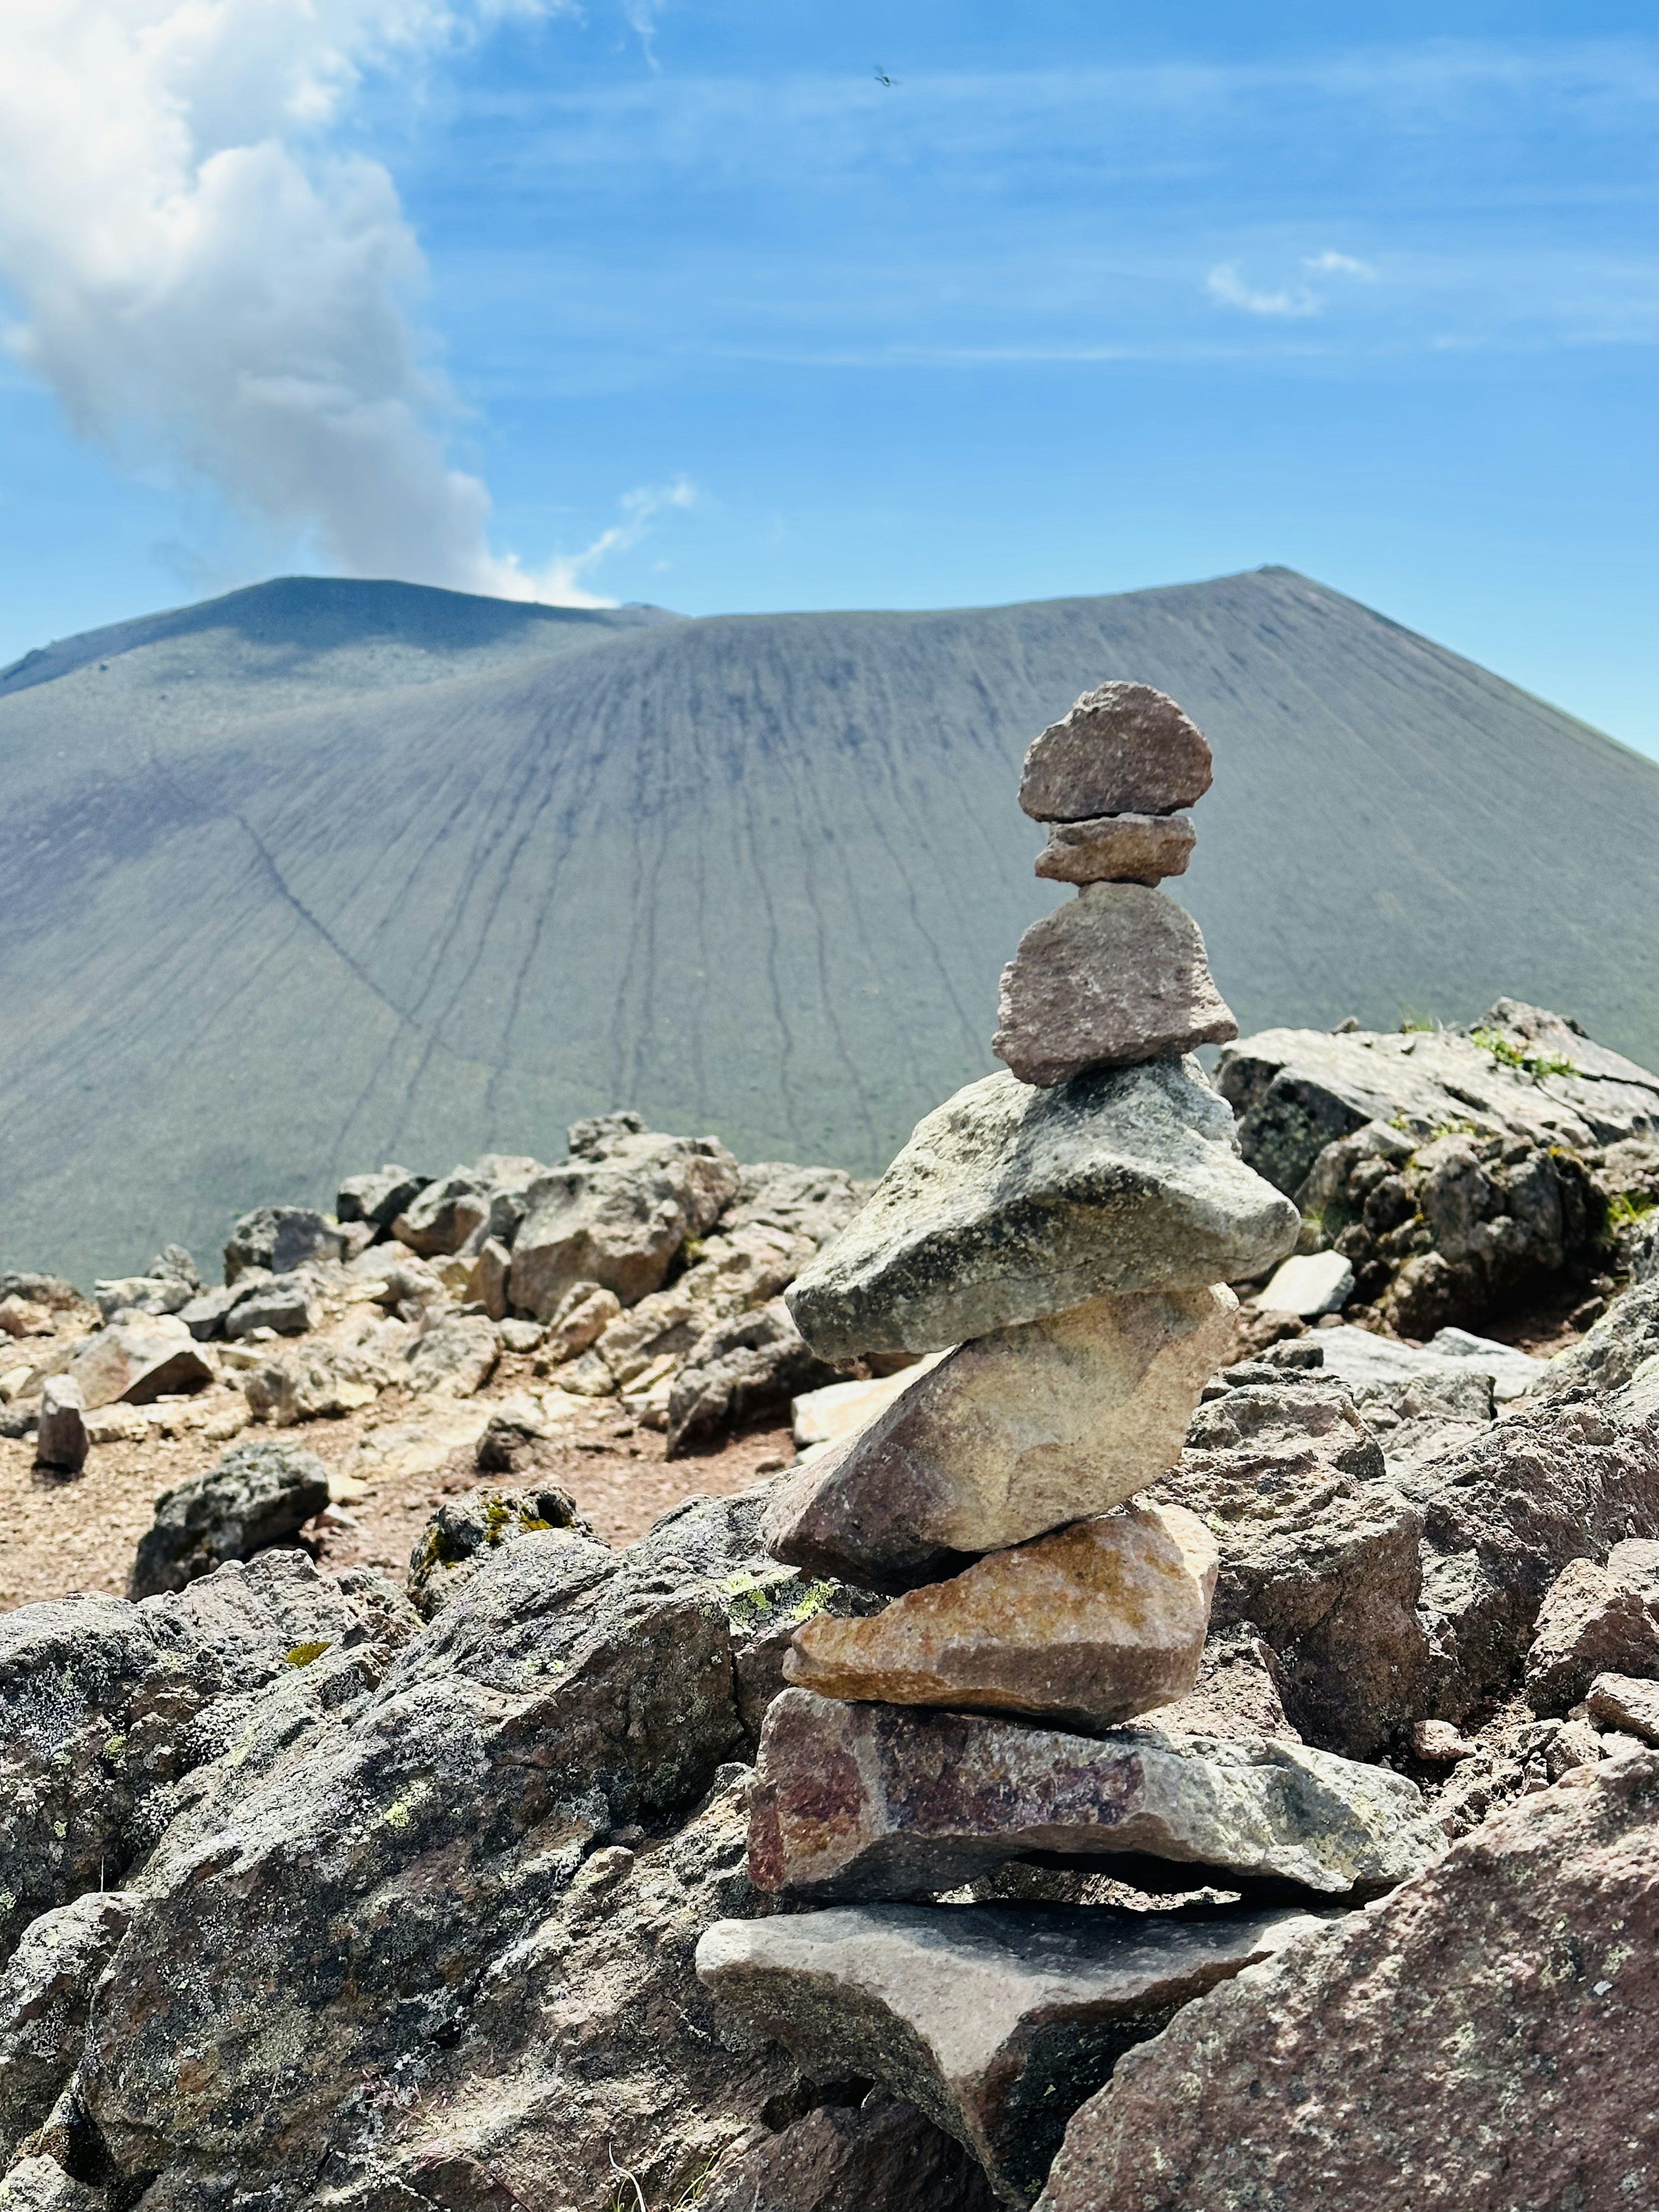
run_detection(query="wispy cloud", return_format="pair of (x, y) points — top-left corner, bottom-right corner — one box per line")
(490, 476), (695, 604)
(1208, 249), (1379, 319)
(1305, 250), (1377, 279)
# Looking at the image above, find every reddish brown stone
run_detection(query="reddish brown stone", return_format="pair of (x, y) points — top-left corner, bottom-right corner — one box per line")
(993, 886), (1236, 1087)
(1019, 683), (1213, 821)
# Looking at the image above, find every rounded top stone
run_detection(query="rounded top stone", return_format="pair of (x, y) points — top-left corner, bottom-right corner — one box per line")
(1019, 682), (1213, 821)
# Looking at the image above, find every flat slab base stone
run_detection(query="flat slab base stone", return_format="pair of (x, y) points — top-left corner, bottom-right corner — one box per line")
(697, 1900), (1335, 2206)
(763, 1289), (1235, 1591)
(785, 1058), (1300, 1358)
(749, 1689), (1433, 1906)
(994, 885), (1237, 1088)
(783, 1501), (1217, 1728)
(1035, 814), (1195, 887)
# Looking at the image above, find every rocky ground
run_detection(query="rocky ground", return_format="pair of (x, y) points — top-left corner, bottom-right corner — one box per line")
(1, 997), (1656, 2212)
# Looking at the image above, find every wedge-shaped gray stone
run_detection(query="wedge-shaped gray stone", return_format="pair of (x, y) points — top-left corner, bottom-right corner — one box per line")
(1035, 812), (1196, 887)
(786, 1059), (1300, 1357)
(994, 885), (1237, 1087)
(1019, 683), (1213, 821)
(763, 1293), (1235, 1591)
(749, 1690), (1430, 1906)
(698, 1901), (1333, 2207)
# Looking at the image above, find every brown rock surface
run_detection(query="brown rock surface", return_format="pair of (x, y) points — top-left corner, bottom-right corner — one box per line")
(1586, 1672), (1659, 1745)
(1035, 812), (1195, 887)
(700, 2088), (999, 2212)
(748, 1689), (1431, 1906)
(698, 1900), (1332, 2207)
(993, 886), (1237, 1087)
(1034, 1751), (1659, 2212)
(65, 1319), (213, 1410)
(1523, 1557), (1659, 1716)
(784, 1502), (1217, 1731)
(763, 1286), (1235, 1591)
(32, 1377), (87, 1475)
(1019, 683), (1213, 821)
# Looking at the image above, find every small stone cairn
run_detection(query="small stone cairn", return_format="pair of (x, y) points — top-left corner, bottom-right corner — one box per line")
(697, 685), (1433, 2206)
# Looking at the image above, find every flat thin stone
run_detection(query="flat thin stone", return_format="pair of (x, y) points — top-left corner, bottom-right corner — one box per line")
(1036, 813), (1196, 887)
(696, 1900), (1335, 2207)
(784, 1502), (1217, 1727)
(1020, 684), (1213, 822)
(785, 1058), (1301, 1359)
(763, 1297), (1235, 1592)
(994, 885), (1237, 1088)
(749, 1689), (1432, 1905)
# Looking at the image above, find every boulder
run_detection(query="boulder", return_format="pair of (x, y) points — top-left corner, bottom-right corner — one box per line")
(389, 1166), (493, 1256)
(1018, 683), (1213, 821)
(0, 1551), (400, 1967)
(177, 1277), (259, 1340)
(242, 1340), (389, 1424)
(1313, 1322), (1544, 1408)
(1034, 811), (1195, 887)
(784, 1503), (1217, 1731)
(465, 1235), (512, 1320)
(1586, 1672), (1659, 1745)
(65, 1318), (213, 1408)
(0, 1891), (135, 2164)
(994, 886), (1236, 1087)
(1254, 1251), (1354, 1317)
(0, 2156), (102, 2210)
(129, 1439), (331, 1598)
(748, 1689), (1431, 1906)
(335, 1164), (431, 1231)
(1033, 1752), (1659, 2212)
(407, 1481), (596, 1618)
(0, 1295), (54, 1337)
(542, 1281), (623, 1360)
(787, 1059), (1298, 1358)
(509, 1120), (741, 1319)
(667, 1299), (844, 1457)
(1523, 1558), (1659, 1715)
(223, 1206), (346, 1284)
(221, 1270), (321, 1338)
(699, 1901), (1332, 2208)
(765, 1287), (1235, 1591)
(404, 1310), (499, 1397)
(1153, 1376), (1430, 1759)
(33, 1376), (87, 1475)
(700, 2087), (999, 2212)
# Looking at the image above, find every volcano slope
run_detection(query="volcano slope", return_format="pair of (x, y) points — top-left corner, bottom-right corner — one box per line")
(1, 566), (1654, 1282)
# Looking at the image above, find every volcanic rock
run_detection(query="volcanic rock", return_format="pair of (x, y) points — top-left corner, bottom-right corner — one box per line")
(994, 885), (1237, 1087)
(32, 1376), (87, 1475)
(699, 2088), (999, 2212)
(335, 1164), (431, 1231)
(1034, 811), (1196, 887)
(223, 1205), (345, 1283)
(0, 1891), (135, 2164)
(64, 1317), (213, 1408)
(1033, 1751), (1659, 2212)
(404, 1309), (499, 1396)
(1255, 1250), (1354, 1317)
(1523, 1559), (1659, 1716)
(128, 1438), (331, 1599)
(407, 1481), (595, 1618)
(748, 1689), (1430, 1906)
(221, 1271), (320, 1338)
(765, 1287), (1233, 1590)
(786, 1059), (1299, 1357)
(509, 1121), (741, 1319)
(1586, 1672), (1659, 1745)
(783, 1503), (1217, 1730)
(698, 1901), (1332, 2207)
(1152, 1376), (1430, 1759)
(667, 1298), (843, 1458)
(1018, 683), (1213, 821)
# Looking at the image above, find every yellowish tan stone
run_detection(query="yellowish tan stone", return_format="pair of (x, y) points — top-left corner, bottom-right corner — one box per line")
(785, 1500), (1218, 1730)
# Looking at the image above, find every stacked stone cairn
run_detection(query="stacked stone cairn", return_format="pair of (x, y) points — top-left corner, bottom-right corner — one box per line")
(697, 683), (1435, 2207)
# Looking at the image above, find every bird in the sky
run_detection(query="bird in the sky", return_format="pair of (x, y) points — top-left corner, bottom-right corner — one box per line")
(873, 66), (896, 88)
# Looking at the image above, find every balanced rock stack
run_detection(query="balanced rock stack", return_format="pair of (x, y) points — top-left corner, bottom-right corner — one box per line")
(697, 684), (1433, 2207)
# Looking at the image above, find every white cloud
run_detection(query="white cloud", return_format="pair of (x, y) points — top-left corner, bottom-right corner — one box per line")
(489, 477), (696, 605)
(1304, 250), (1377, 279)
(1205, 262), (1319, 318)
(0, 0), (677, 606)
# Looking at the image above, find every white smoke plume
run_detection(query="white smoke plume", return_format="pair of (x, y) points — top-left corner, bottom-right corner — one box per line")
(0, 1), (675, 605)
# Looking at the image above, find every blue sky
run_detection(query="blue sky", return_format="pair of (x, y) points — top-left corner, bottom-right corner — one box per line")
(1, 1), (1653, 752)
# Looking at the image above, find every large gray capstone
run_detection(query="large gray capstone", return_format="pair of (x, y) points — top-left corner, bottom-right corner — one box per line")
(697, 1901), (1334, 2207)
(993, 885), (1237, 1088)
(785, 1060), (1301, 1358)
(763, 1289), (1235, 1591)
(748, 1689), (1431, 1906)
